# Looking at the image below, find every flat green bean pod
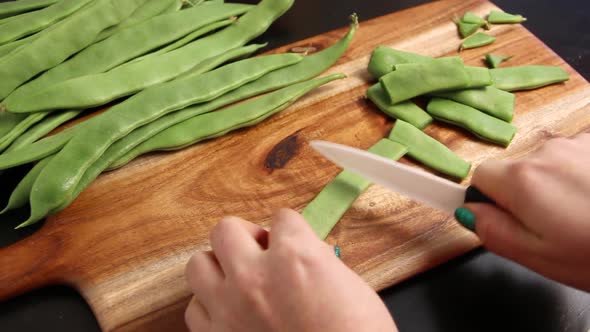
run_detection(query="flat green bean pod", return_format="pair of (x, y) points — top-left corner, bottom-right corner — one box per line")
(50, 74), (347, 219)
(5, 109), (82, 152)
(96, 0), (181, 41)
(490, 65), (569, 91)
(303, 138), (407, 239)
(460, 32), (496, 51)
(485, 54), (512, 68)
(389, 119), (471, 179)
(124, 18), (236, 67)
(487, 10), (526, 24)
(4, 2), (254, 104)
(367, 46), (431, 79)
(0, 0), (147, 100)
(0, 130), (73, 171)
(0, 0), (94, 45)
(3, 0), (295, 112)
(380, 57), (473, 104)
(0, 37), (29, 58)
(0, 111), (27, 138)
(0, 112), (49, 152)
(366, 84), (432, 129)
(111, 16), (357, 168)
(465, 66), (492, 87)
(26, 53), (303, 225)
(432, 86), (515, 122)
(461, 12), (488, 28)
(426, 98), (517, 146)
(1, 155), (54, 215)
(0, 0), (59, 19)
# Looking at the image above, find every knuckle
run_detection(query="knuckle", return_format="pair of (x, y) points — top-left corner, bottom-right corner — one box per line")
(211, 216), (240, 239)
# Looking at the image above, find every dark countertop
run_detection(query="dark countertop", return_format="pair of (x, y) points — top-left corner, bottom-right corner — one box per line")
(1, 0), (589, 331)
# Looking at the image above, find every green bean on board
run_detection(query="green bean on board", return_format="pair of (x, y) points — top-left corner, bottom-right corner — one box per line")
(389, 119), (471, 179)
(4, 2), (254, 104)
(25, 53), (303, 226)
(95, 0), (182, 42)
(426, 98), (517, 146)
(465, 66), (492, 87)
(0, 0), (147, 100)
(460, 32), (496, 51)
(0, 112), (49, 152)
(0, 0), (59, 19)
(111, 16), (357, 169)
(124, 18), (236, 67)
(461, 11), (488, 28)
(0, 112), (27, 138)
(487, 10), (526, 24)
(0, 0), (93, 45)
(366, 84), (432, 129)
(431, 86), (515, 122)
(303, 139), (407, 239)
(490, 65), (570, 91)
(367, 46), (431, 79)
(380, 57), (485, 104)
(46, 74), (346, 224)
(485, 54), (513, 68)
(0, 37), (29, 58)
(5, 110), (82, 153)
(0, 129), (74, 171)
(1, 156), (54, 215)
(2, 0), (295, 112)
(458, 21), (479, 39)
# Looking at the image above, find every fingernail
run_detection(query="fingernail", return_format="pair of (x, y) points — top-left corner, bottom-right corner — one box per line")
(454, 207), (476, 232)
(334, 245), (341, 259)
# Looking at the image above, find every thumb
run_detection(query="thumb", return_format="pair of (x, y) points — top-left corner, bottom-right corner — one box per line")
(456, 203), (543, 266)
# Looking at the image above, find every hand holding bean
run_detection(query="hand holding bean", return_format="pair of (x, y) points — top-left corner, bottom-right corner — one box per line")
(184, 209), (398, 332)
(456, 133), (590, 291)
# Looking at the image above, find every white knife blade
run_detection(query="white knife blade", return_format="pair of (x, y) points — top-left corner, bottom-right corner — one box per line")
(310, 140), (467, 214)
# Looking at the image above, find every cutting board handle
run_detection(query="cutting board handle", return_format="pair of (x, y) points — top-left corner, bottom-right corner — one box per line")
(0, 232), (63, 300)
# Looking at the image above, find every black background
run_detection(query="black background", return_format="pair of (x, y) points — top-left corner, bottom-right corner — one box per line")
(1, 0), (589, 331)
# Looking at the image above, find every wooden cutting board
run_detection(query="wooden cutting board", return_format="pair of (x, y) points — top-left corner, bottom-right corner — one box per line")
(1, 0), (590, 330)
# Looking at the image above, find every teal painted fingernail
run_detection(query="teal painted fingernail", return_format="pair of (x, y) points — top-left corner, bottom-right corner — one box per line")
(454, 207), (476, 232)
(334, 245), (341, 259)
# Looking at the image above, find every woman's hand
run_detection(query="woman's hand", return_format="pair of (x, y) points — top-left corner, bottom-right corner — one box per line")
(456, 133), (590, 291)
(184, 208), (398, 332)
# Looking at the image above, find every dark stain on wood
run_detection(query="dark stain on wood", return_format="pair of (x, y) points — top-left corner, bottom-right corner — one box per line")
(264, 131), (301, 173)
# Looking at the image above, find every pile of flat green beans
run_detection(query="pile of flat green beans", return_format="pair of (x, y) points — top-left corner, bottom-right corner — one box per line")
(0, 0), (358, 228)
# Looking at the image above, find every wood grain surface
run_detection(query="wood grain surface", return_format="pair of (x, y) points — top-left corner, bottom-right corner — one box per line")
(1, 0), (590, 331)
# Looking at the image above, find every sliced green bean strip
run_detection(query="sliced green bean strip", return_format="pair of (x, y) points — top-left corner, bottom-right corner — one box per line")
(0, 130), (72, 171)
(47, 74), (346, 220)
(0, 0), (147, 100)
(0, 112), (49, 152)
(490, 65), (570, 91)
(96, 0), (181, 41)
(460, 32), (496, 51)
(487, 10), (526, 24)
(0, 0), (59, 19)
(485, 54), (512, 69)
(366, 84), (432, 129)
(26, 53), (303, 225)
(3, 0), (294, 112)
(111, 16), (357, 169)
(0, 0), (94, 45)
(461, 11), (488, 28)
(303, 139), (407, 239)
(431, 86), (515, 122)
(138, 73), (344, 153)
(458, 21), (479, 38)
(465, 66), (492, 87)
(389, 120), (471, 179)
(380, 57), (472, 104)
(5, 109), (82, 152)
(124, 18), (236, 67)
(1, 155), (54, 215)
(367, 46), (431, 79)
(427, 98), (517, 146)
(0, 111), (27, 138)
(5, 3), (253, 105)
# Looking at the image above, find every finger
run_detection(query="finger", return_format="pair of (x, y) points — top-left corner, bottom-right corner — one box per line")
(185, 251), (224, 307)
(184, 296), (210, 332)
(210, 216), (265, 274)
(462, 203), (544, 267)
(270, 208), (328, 250)
(470, 160), (514, 210)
